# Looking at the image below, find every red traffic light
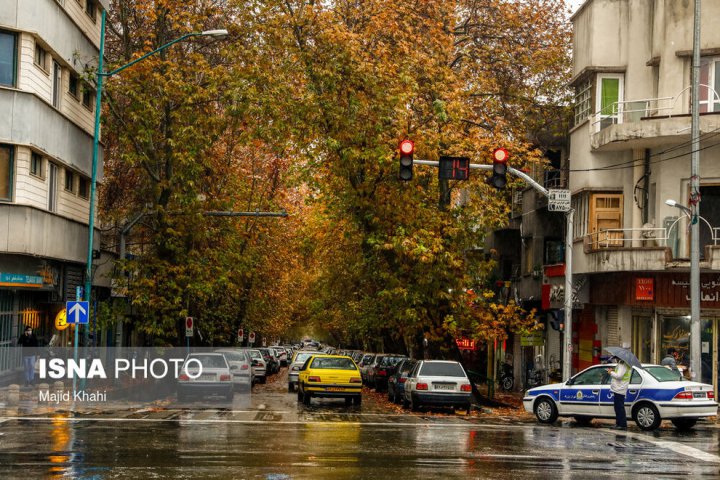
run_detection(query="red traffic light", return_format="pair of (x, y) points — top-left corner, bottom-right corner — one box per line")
(493, 148), (509, 163)
(399, 139), (415, 155)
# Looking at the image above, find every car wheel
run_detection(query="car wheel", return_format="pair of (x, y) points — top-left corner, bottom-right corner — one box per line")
(402, 395), (409, 409)
(387, 387), (394, 402)
(465, 404), (472, 415)
(410, 395), (419, 412)
(260, 376), (266, 384)
(501, 376), (514, 391)
(302, 389), (311, 405)
(533, 397), (558, 424)
(297, 387), (303, 402)
(573, 416), (593, 426)
(353, 395), (362, 405)
(671, 418), (697, 431)
(288, 383), (294, 393)
(345, 397), (353, 406)
(633, 403), (661, 431)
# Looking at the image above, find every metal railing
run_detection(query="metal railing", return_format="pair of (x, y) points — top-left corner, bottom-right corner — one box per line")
(585, 216), (720, 250)
(591, 85), (720, 132)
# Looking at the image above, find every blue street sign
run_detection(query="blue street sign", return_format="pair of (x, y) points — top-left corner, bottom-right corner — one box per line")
(66, 301), (89, 324)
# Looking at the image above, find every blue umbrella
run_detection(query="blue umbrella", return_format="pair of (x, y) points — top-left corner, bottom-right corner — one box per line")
(605, 346), (643, 369)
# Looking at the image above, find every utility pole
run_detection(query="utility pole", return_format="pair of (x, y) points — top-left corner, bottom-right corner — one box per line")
(689, 0), (702, 381)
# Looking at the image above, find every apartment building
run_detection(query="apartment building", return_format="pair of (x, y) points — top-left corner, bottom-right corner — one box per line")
(566, 0), (720, 389)
(0, 0), (109, 377)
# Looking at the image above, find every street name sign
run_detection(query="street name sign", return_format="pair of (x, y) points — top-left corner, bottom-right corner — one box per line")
(548, 189), (571, 212)
(66, 301), (89, 324)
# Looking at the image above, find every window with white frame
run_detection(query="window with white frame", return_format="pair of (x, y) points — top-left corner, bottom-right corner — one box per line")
(596, 74), (624, 130)
(699, 57), (720, 113)
(574, 78), (592, 126)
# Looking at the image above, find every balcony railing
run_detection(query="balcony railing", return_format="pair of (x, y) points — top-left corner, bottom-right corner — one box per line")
(584, 216), (720, 251)
(590, 85), (720, 132)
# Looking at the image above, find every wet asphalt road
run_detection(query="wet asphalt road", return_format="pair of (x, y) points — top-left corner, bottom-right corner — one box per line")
(0, 369), (719, 479)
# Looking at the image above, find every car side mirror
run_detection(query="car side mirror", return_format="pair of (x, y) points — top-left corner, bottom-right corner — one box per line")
(565, 379), (574, 386)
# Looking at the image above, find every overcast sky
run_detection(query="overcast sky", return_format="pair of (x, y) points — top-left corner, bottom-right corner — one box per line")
(569, 0), (585, 14)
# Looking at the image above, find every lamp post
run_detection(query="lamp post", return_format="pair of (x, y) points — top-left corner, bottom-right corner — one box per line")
(76, 7), (227, 392)
(666, 198), (700, 380)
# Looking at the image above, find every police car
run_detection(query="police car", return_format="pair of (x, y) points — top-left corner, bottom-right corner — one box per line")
(523, 364), (718, 431)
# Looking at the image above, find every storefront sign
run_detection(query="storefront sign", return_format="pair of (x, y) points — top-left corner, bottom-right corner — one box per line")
(635, 277), (654, 301)
(0, 273), (43, 287)
(455, 338), (478, 351)
(521, 332), (545, 347)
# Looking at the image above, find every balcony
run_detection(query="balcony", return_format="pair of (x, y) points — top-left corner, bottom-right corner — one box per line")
(589, 86), (720, 151)
(579, 218), (720, 274)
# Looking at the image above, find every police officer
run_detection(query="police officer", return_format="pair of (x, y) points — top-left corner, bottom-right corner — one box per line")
(607, 357), (631, 431)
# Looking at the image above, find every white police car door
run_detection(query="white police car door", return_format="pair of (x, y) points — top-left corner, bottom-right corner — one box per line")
(558, 366), (605, 416)
(599, 367), (643, 417)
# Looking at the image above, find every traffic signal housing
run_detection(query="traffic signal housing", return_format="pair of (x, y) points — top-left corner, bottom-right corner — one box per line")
(489, 148), (509, 189)
(398, 139), (414, 181)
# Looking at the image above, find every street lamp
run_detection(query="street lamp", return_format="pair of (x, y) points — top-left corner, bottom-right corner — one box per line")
(666, 198), (700, 380)
(77, 7), (227, 390)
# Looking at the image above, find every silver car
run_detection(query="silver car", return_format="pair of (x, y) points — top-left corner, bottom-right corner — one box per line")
(242, 348), (267, 384)
(216, 349), (253, 390)
(177, 353), (234, 402)
(287, 351), (316, 392)
(402, 360), (473, 413)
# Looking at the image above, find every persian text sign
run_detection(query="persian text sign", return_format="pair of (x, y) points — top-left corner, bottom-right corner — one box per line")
(455, 338), (477, 350)
(635, 277), (654, 301)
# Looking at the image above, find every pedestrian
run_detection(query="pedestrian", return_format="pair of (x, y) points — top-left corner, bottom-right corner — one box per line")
(661, 348), (680, 374)
(17, 325), (38, 386)
(607, 356), (632, 431)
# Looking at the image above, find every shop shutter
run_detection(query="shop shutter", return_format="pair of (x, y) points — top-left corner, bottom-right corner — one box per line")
(607, 306), (619, 347)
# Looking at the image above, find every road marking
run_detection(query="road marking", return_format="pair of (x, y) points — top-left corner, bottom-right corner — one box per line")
(602, 428), (720, 463)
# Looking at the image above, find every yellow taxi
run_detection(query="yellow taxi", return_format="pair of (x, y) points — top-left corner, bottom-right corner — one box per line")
(297, 354), (362, 405)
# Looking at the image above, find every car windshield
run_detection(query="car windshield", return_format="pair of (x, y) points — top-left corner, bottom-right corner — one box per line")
(419, 362), (465, 377)
(646, 366), (684, 382)
(294, 352), (313, 364)
(311, 357), (356, 370)
(187, 354), (227, 369)
(361, 355), (374, 363)
(380, 356), (405, 366)
(217, 351), (242, 362)
(247, 350), (261, 359)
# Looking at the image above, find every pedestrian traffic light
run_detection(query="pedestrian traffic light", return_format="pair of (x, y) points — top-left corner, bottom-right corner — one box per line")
(398, 139), (414, 181)
(488, 148), (509, 189)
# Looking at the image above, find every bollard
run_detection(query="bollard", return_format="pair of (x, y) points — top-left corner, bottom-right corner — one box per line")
(7, 384), (20, 406)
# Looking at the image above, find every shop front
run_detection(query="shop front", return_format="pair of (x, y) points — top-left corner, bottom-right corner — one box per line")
(592, 272), (720, 393)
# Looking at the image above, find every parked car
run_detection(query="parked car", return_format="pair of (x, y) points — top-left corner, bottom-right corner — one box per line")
(215, 349), (253, 390)
(243, 348), (267, 384)
(369, 355), (407, 392)
(271, 346), (288, 367)
(524, 363), (718, 431)
(297, 354), (362, 406)
(259, 348), (280, 374)
(177, 353), (234, 401)
(288, 350), (317, 392)
(403, 360), (473, 413)
(388, 359), (417, 403)
(358, 354), (377, 383)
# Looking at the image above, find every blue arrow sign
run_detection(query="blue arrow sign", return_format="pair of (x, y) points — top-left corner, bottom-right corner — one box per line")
(66, 301), (89, 324)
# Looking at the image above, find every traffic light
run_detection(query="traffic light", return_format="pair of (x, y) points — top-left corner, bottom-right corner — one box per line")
(488, 147), (509, 189)
(398, 139), (414, 181)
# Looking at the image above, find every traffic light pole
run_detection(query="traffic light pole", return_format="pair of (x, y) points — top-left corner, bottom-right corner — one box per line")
(414, 159), (575, 380)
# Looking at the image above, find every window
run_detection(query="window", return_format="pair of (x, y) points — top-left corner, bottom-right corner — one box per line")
(574, 78), (592, 126)
(52, 61), (61, 108)
(68, 73), (79, 98)
(78, 176), (89, 199)
(590, 193), (623, 247)
(0, 30), (17, 87)
(64, 169), (75, 193)
(82, 83), (94, 111)
(699, 57), (720, 113)
(0, 144), (13, 201)
(596, 74), (624, 130)
(544, 238), (564, 265)
(48, 163), (58, 211)
(34, 43), (47, 71)
(569, 367), (605, 385)
(30, 153), (44, 178)
(85, 0), (97, 21)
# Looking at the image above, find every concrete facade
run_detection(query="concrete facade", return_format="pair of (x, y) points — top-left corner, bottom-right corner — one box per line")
(0, 0), (107, 377)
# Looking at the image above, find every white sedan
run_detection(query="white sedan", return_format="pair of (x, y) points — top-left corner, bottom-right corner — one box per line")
(523, 364), (717, 431)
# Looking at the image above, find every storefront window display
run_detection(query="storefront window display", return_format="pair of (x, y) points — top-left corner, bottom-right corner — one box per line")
(661, 316), (712, 383)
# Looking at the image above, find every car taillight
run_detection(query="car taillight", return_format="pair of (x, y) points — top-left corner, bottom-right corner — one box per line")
(461, 384), (472, 392)
(399, 378), (407, 384)
(378, 369), (387, 376)
(350, 377), (362, 383)
(309, 376), (321, 382)
(416, 383), (428, 391)
(241, 364), (249, 370)
(219, 374), (231, 382)
(708, 391), (715, 400)
(178, 374), (189, 381)
(674, 391), (694, 400)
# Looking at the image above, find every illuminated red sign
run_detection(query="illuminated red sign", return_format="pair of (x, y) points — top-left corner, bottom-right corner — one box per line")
(456, 338), (477, 351)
